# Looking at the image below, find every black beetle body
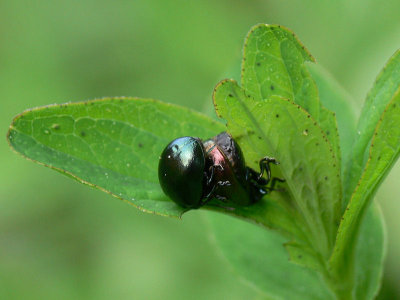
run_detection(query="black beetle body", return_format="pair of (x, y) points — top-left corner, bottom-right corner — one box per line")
(203, 132), (261, 206)
(158, 132), (283, 209)
(158, 137), (206, 208)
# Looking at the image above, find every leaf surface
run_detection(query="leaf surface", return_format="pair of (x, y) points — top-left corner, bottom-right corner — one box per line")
(7, 97), (225, 217)
(207, 211), (335, 300)
(329, 51), (400, 296)
(353, 202), (386, 300)
(343, 50), (400, 203)
(241, 24), (340, 169)
(330, 87), (400, 291)
(308, 64), (357, 168)
(213, 79), (342, 268)
(207, 202), (385, 300)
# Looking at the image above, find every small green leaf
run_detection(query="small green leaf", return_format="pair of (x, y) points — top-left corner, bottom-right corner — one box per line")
(241, 24), (340, 168)
(207, 201), (385, 300)
(7, 97), (225, 217)
(241, 24), (316, 111)
(213, 79), (342, 267)
(330, 88), (400, 294)
(343, 50), (400, 204)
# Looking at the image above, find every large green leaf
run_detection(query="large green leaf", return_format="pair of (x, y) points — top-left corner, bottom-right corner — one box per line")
(7, 97), (225, 217)
(213, 79), (342, 269)
(343, 50), (400, 204)
(241, 24), (340, 169)
(207, 201), (385, 300)
(330, 87), (400, 294)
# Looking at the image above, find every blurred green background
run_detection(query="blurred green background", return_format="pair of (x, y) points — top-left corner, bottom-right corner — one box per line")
(1, 1), (400, 299)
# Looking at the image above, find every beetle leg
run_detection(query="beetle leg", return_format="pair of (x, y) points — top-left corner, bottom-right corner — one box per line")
(258, 157), (285, 187)
(258, 156), (279, 181)
(246, 157), (285, 194)
(215, 194), (228, 203)
(205, 166), (214, 186)
(201, 179), (231, 206)
(203, 183), (217, 202)
(206, 164), (223, 186)
(202, 165), (225, 206)
(266, 177), (286, 191)
(246, 167), (268, 185)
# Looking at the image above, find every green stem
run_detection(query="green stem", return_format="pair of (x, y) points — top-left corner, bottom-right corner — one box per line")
(323, 266), (354, 300)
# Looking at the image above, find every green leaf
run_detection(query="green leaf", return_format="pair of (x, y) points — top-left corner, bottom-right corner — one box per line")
(343, 50), (400, 204)
(7, 97), (225, 217)
(329, 51), (400, 296)
(307, 64), (357, 168)
(354, 202), (386, 300)
(330, 87), (400, 293)
(241, 24), (316, 110)
(207, 201), (385, 300)
(207, 211), (335, 300)
(206, 190), (309, 255)
(213, 79), (342, 268)
(241, 24), (340, 169)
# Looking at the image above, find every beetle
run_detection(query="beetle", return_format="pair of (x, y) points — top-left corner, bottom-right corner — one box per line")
(158, 132), (284, 209)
